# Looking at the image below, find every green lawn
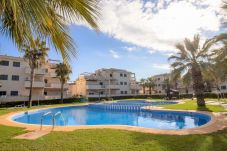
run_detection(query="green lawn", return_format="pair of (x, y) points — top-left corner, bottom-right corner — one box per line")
(0, 125), (227, 151)
(160, 100), (226, 112)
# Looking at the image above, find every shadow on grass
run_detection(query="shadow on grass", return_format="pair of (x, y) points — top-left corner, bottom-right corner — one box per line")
(129, 127), (227, 151)
(197, 106), (212, 112)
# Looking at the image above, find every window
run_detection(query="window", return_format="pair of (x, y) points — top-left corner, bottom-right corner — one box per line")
(0, 91), (6, 96)
(99, 82), (103, 85)
(110, 74), (112, 77)
(0, 60), (9, 66)
(12, 75), (19, 81)
(13, 62), (20, 67)
(124, 91), (127, 94)
(124, 74), (127, 77)
(44, 79), (48, 84)
(124, 82), (127, 85)
(89, 92), (94, 95)
(45, 69), (48, 73)
(120, 82), (123, 85)
(11, 91), (18, 96)
(120, 73), (123, 77)
(100, 91), (104, 95)
(44, 91), (47, 95)
(0, 75), (8, 80)
(121, 91), (124, 94)
(221, 86), (226, 90)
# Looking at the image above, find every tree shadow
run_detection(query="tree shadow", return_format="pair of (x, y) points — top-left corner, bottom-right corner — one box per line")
(128, 128), (227, 151)
(196, 106), (213, 112)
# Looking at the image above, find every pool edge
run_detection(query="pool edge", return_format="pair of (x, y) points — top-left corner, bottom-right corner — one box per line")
(1, 105), (227, 135)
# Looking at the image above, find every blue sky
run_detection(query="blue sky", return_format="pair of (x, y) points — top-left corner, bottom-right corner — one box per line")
(0, 0), (225, 81)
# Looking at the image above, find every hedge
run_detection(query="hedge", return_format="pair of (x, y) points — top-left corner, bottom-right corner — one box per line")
(1, 93), (226, 108)
(0, 97), (81, 108)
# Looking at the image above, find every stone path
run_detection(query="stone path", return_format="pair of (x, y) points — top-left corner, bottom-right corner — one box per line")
(206, 101), (227, 110)
(14, 130), (50, 140)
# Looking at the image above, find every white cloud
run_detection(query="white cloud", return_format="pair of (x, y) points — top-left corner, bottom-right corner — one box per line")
(147, 50), (155, 55)
(151, 63), (171, 70)
(77, 0), (224, 53)
(123, 46), (137, 52)
(109, 50), (120, 59)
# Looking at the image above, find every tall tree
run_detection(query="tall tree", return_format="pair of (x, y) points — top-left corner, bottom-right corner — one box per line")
(169, 34), (217, 107)
(146, 77), (155, 95)
(0, 0), (100, 61)
(23, 39), (49, 108)
(162, 79), (171, 99)
(139, 78), (147, 94)
(55, 62), (72, 104)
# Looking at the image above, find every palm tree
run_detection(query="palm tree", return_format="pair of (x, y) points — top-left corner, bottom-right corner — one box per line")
(23, 39), (49, 108)
(0, 0), (99, 61)
(162, 79), (171, 99)
(146, 77), (155, 95)
(139, 78), (147, 94)
(55, 62), (72, 104)
(169, 34), (217, 107)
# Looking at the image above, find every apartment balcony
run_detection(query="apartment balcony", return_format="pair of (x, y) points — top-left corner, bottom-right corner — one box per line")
(45, 83), (68, 89)
(106, 85), (120, 89)
(49, 64), (57, 69)
(24, 81), (45, 88)
(86, 85), (106, 90)
(25, 68), (46, 75)
(130, 84), (141, 90)
(47, 72), (57, 78)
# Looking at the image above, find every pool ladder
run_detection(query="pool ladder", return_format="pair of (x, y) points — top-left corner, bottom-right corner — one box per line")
(40, 111), (65, 130)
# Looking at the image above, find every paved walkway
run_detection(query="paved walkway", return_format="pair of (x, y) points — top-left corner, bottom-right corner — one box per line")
(14, 130), (50, 140)
(206, 101), (227, 110)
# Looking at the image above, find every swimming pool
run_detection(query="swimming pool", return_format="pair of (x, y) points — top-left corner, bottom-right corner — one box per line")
(12, 101), (211, 130)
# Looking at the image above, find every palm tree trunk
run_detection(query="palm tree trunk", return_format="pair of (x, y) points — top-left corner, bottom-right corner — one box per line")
(60, 82), (64, 104)
(28, 68), (34, 108)
(149, 86), (151, 95)
(191, 65), (205, 107)
(143, 86), (145, 94)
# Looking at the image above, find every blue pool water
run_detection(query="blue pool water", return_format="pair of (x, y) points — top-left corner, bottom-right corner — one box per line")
(12, 101), (211, 130)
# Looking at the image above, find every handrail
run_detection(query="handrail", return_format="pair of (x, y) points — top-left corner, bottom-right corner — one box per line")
(54, 111), (65, 126)
(40, 111), (54, 130)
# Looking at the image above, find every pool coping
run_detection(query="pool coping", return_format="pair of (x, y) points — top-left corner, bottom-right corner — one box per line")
(0, 104), (227, 135)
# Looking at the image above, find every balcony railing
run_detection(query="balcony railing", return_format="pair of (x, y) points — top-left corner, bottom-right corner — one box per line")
(25, 68), (46, 75)
(130, 84), (141, 90)
(86, 85), (105, 89)
(45, 83), (68, 89)
(24, 81), (45, 88)
(106, 85), (120, 89)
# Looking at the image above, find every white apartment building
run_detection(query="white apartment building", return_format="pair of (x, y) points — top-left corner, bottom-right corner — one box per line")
(0, 55), (69, 103)
(144, 73), (227, 95)
(69, 68), (140, 98)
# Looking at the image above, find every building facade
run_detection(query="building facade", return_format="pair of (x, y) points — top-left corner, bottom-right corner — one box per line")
(69, 68), (140, 98)
(142, 73), (227, 95)
(0, 55), (69, 103)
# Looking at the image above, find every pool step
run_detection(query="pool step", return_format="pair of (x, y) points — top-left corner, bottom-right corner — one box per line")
(14, 130), (50, 140)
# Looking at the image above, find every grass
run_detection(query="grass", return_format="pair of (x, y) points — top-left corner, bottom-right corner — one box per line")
(0, 125), (227, 151)
(160, 100), (226, 112)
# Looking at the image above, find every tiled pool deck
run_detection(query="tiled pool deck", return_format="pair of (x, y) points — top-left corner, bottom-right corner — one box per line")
(0, 105), (227, 136)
